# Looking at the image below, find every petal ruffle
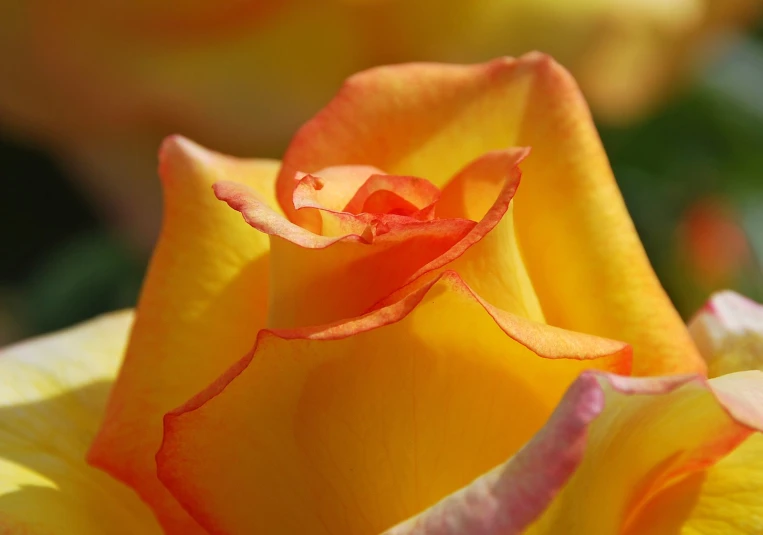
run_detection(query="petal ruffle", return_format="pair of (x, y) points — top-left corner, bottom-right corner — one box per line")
(689, 290), (763, 377)
(88, 136), (279, 533)
(157, 272), (629, 535)
(277, 52), (703, 375)
(0, 312), (161, 534)
(216, 149), (539, 329)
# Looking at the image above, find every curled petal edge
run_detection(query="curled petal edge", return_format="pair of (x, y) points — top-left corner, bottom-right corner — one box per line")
(689, 290), (763, 377)
(156, 271), (631, 529)
(161, 269), (631, 422)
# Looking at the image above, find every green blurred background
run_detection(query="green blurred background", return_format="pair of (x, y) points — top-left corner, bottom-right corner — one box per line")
(2, 16), (762, 346)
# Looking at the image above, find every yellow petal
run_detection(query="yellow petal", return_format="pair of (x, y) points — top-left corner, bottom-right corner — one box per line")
(88, 136), (279, 533)
(0, 312), (161, 534)
(527, 371), (763, 535)
(157, 272), (629, 534)
(384, 369), (763, 535)
(689, 290), (763, 377)
(625, 433), (763, 535)
(382, 371), (606, 535)
(278, 53), (702, 375)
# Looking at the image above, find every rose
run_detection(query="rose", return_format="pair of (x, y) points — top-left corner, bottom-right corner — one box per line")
(2, 0), (758, 249)
(3, 301), (761, 534)
(1, 54), (762, 534)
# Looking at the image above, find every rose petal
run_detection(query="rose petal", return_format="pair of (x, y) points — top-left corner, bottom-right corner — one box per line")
(343, 174), (440, 216)
(219, 147), (552, 330)
(292, 165), (386, 233)
(689, 290), (763, 377)
(624, 434), (763, 535)
(382, 370), (763, 535)
(88, 136), (279, 533)
(528, 371), (763, 535)
(408, 147), (545, 323)
(290, 169), (440, 238)
(0, 312), (161, 534)
(381, 372), (605, 535)
(157, 271), (629, 534)
(277, 53), (703, 375)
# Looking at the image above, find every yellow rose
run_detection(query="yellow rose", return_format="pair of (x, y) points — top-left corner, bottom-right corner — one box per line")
(1, 0), (758, 248)
(2, 54), (761, 534)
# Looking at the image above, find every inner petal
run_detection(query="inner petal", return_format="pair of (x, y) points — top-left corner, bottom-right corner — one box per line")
(344, 174), (440, 219)
(293, 168), (442, 238)
(293, 165), (385, 213)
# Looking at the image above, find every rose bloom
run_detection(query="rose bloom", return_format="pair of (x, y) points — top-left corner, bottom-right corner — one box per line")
(2, 54), (762, 534)
(1, 0), (759, 249)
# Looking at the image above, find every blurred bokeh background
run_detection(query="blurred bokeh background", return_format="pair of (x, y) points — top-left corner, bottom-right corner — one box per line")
(2, 0), (762, 345)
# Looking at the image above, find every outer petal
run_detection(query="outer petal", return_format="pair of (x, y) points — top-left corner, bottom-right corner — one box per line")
(277, 53), (703, 375)
(381, 372), (605, 535)
(157, 272), (630, 535)
(88, 136), (279, 533)
(381, 370), (763, 535)
(689, 290), (763, 377)
(0, 312), (161, 534)
(527, 371), (763, 535)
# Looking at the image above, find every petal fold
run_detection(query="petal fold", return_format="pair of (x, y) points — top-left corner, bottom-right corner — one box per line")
(277, 53), (703, 374)
(88, 136), (279, 533)
(158, 272), (629, 535)
(528, 371), (763, 535)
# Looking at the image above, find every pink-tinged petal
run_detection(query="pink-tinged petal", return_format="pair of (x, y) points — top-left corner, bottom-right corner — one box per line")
(88, 136), (280, 534)
(528, 370), (763, 535)
(689, 290), (763, 377)
(157, 271), (629, 535)
(276, 53), (703, 375)
(381, 372), (605, 535)
(384, 370), (763, 535)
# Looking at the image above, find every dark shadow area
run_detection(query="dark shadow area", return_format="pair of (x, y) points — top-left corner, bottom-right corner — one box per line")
(0, 135), (98, 283)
